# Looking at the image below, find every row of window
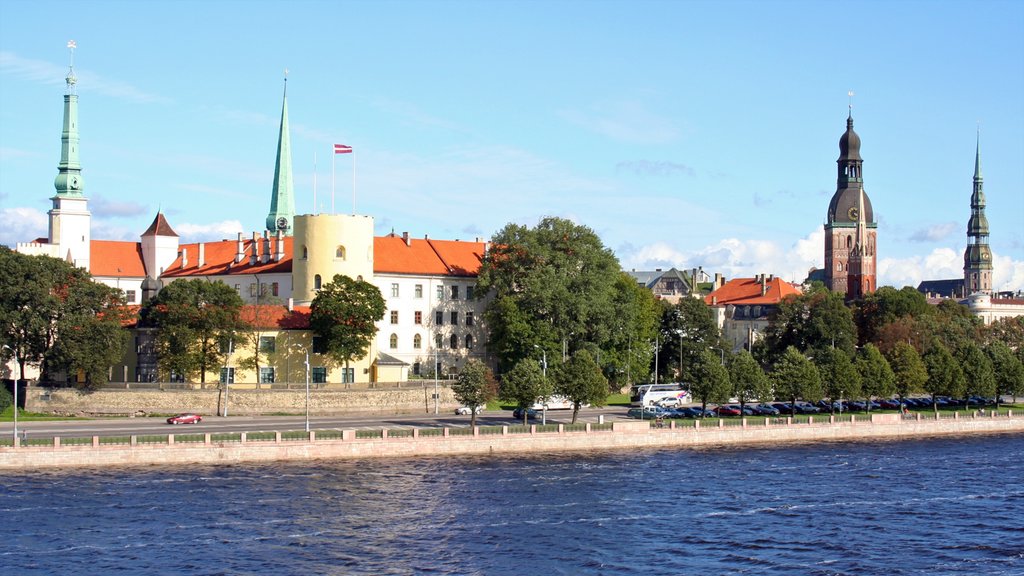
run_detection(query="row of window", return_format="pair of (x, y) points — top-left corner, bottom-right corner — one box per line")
(390, 310), (474, 326)
(219, 366), (355, 385)
(389, 283), (475, 300)
(300, 245), (348, 260)
(388, 333), (474, 350)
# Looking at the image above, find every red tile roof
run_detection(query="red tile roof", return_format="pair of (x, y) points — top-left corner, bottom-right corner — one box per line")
(142, 212), (179, 237)
(240, 304), (311, 329)
(426, 238), (486, 277)
(90, 240), (146, 277)
(161, 237), (294, 278)
(704, 277), (802, 306)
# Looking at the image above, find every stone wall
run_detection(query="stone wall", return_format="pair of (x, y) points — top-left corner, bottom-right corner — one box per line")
(23, 385), (459, 416)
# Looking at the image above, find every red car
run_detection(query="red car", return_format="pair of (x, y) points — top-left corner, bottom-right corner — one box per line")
(713, 405), (742, 417)
(167, 413), (202, 425)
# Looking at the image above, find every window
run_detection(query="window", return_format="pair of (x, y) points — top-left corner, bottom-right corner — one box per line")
(466, 334), (474, 349)
(436, 285), (444, 300)
(451, 285), (459, 300)
(450, 311), (458, 325)
(336, 245), (346, 260)
(466, 312), (474, 326)
(414, 311), (422, 324)
(234, 284), (241, 294)
(450, 334), (458, 349)
(250, 283), (258, 298)
(341, 368), (354, 384)
(169, 371), (186, 383)
(314, 274), (322, 290)
(413, 334), (422, 349)
(413, 362), (421, 376)
(435, 311), (443, 325)
(302, 245), (308, 260)
(390, 311), (399, 324)
(312, 366), (327, 384)
(220, 339), (235, 354)
(220, 367), (235, 384)
(391, 283), (400, 297)
(415, 284), (423, 298)
(271, 282), (279, 297)
(466, 285), (474, 300)
(259, 336), (276, 353)
(390, 333), (398, 349)
(312, 336), (327, 354)
(435, 334), (443, 348)
(124, 289), (136, 303)
(259, 367), (275, 384)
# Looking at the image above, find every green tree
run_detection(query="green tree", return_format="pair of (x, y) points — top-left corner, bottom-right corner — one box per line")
(814, 347), (861, 412)
(955, 341), (996, 410)
(142, 279), (244, 382)
(760, 287), (856, 366)
(475, 217), (625, 373)
(855, 286), (932, 345)
(45, 277), (129, 388)
(986, 341), (1024, 405)
(310, 274), (387, 376)
(772, 346), (823, 416)
(500, 358), (551, 424)
(552, 350), (608, 424)
(885, 341), (928, 403)
(238, 281), (284, 380)
(728, 350), (771, 412)
(657, 297), (722, 383)
(922, 341), (966, 411)
(856, 343), (895, 410)
(603, 273), (659, 388)
(451, 359), (498, 427)
(689, 349), (731, 414)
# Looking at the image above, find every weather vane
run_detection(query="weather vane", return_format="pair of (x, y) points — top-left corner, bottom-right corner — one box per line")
(848, 90), (854, 111)
(66, 40), (77, 92)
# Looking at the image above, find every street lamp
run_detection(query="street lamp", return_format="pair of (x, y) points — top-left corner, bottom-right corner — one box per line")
(533, 345), (548, 425)
(534, 345), (547, 379)
(711, 347), (725, 365)
(2, 345), (18, 444)
(433, 336), (439, 415)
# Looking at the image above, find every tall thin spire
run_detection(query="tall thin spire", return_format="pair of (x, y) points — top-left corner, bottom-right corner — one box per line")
(54, 40), (83, 197)
(265, 70), (295, 235)
(974, 124), (982, 180)
(964, 128), (992, 295)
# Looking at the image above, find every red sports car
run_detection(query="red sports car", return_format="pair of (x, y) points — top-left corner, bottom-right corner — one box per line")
(166, 413), (202, 425)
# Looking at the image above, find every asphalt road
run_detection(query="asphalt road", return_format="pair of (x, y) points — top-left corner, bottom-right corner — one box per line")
(1, 406), (633, 438)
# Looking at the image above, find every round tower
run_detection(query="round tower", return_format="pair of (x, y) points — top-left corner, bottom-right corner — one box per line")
(292, 214), (375, 306)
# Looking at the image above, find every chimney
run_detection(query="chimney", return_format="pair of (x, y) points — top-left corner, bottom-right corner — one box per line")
(180, 248), (188, 270)
(261, 231), (271, 264)
(287, 297), (294, 311)
(250, 232), (259, 266)
(274, 230), (284, 262)
(712, 296), (718, 305)
(198, 243), (205, 268)
(714, 272), (722, 288)
(402, 231), (411, 246)
(235, 233), (245, 264)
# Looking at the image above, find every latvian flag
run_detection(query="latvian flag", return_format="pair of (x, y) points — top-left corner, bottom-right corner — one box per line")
(334, 144), (353, 154)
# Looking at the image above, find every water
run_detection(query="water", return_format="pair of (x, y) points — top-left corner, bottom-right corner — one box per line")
(2, 434), (1023, 575)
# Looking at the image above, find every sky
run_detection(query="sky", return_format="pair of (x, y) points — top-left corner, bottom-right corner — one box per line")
(1, 0), (1022, 292)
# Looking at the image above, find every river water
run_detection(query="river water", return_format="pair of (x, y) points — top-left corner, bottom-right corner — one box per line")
(2, 434), (1022, 575)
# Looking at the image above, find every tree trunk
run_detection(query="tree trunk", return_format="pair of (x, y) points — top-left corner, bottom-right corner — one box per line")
(571, 403), (579, 424)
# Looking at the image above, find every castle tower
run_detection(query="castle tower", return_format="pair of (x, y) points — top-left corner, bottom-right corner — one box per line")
(291, 214), (375, 306)
(265, 74), (295, 236)
(963, 130), (993, 295)
(824, 105), (877, 298)
(47, 41), (91, 270)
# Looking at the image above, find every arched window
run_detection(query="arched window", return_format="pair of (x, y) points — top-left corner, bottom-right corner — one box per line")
(450, 334), (458, 349)
(389, 334), (398, 349)
(335, 245), (346, 260)
(846, 235), (852, 249)
(465, 334), (473, 349)
(314, 274), (322, 290)
(413, 334), (422, 349)
(302, 245), (308, 260)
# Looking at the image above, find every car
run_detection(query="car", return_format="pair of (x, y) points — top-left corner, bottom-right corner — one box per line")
(656, 397), (683, 408)
(713, 405), (741, 417)
(846, 401), (867, 411)
(752, 404), (780, 416)
(879, 399), (901, 410)
(512, 407), (539, 420)
(772, 402), (795, 414)
(167, 413), (202, 425)
(793, 402), (820, 414)
(455, 406), (484, 415)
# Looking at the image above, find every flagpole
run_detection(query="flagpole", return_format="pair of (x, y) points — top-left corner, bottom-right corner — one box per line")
(313, 151), (318, 216)
(351, 150), (356, 215)
(331, 147), (336, 214)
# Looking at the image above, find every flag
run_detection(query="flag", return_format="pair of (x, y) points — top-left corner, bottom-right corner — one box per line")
(334, 144), (352, 154)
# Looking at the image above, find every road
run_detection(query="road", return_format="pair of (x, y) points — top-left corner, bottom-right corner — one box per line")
(1, 406), (633, 439)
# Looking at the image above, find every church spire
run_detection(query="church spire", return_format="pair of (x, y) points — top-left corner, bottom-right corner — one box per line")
(265, 71), (295, 235)
(54, 40), (83, 197)
(964, 128), (992, 295)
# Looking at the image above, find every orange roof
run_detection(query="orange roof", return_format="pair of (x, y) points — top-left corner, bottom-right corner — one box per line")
(427, 238), (486, 277)
(161, 237), (294, 278)
(142, 212), (178, 237)
(90, 240), (146, 277)
(373, 235), (485, 276)
(239, 304), (311, 329)
(704, 277), (802, 306)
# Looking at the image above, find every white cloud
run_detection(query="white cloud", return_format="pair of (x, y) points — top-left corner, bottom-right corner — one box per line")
(876, 248), (961, 290)
(174, 220), (246, 243)
(993, 253), (1024, 294)
(0, 207), (47, 246)
(908, 222), (959, 243)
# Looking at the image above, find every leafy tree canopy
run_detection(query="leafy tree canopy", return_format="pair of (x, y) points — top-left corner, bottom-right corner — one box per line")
(451, 359), (498, 427)
(814, 347), (861, 404)
(772, 346), (823, 412)
(855, 286), (932, 344)
(760, 287), (856, 365)
(728, 350), (771, 407)
(885, 341), (928, 400)
(856, 343), (895, 403)
(309, 274), (387, 370)
(500, 358), (551, 422)
(552, 349), (608, 424)
(922, 340), (966, 407)
(656, 296), (722, 384)
(689, 349), (732, 412)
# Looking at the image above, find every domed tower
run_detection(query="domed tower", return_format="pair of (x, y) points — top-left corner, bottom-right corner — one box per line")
(963, 130), (993, 295)
(824, 105), (877, 298)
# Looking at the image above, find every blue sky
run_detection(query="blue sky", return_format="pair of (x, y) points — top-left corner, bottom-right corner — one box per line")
(1, 0), (1022, 291)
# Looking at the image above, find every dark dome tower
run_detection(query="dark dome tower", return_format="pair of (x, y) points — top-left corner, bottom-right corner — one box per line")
(963, 131), (993, 295)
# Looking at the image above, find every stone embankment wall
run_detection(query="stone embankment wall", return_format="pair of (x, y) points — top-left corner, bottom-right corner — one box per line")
(23, 385), (458, 416)
(3, 413), (1023, 470)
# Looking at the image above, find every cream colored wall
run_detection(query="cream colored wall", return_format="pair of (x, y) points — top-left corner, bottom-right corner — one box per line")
(292, 214), (375, 306)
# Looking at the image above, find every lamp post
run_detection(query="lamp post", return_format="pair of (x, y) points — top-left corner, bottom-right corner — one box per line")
(433, 336), (439, 415)
(2, 345), (18, 444)
(711, 347), (725, 365)
(534, 345), (547, 379)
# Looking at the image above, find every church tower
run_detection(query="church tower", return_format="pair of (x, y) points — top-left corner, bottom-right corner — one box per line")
(824, 104), (876, 298)
(265, 74), (295, 236)
(963, 130), (993, 295)
(47, 41), (91, 270)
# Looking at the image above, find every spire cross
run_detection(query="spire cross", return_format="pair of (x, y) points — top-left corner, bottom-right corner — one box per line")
(65, 40), (77, 92)
(848, 90), (854, 112)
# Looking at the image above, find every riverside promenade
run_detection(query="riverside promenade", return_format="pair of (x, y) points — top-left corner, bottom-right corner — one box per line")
(2, 411), (1023, 470)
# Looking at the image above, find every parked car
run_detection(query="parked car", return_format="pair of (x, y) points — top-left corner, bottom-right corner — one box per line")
(713, 405), (742, 417)
(752, 404), (780, 416)
(512, 407), (539, 420)
(455, 406), (484, 415)
(627, 406), (665, 419)
(772, 402), (795, 414)
(793, 402), (820, 414)
(878, 399), (901, 410)
(167, 413), (202, 425)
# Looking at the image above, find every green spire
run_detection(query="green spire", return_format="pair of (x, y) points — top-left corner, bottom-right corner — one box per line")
(974, 126), (982, 181)
(265, 73), (295, 235)
(54, 40), (83, 197)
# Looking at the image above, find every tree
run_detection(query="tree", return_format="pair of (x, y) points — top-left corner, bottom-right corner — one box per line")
(451, 359), (498, 427)
(552, 350), (608, 424)
(45, 276), (130, 388)
(856, 343), (895, 410)
(986, 341), (1024, 405)
(922, 341), (966, 411)
(310, 274), (386, 377)
(475, 217), (626, 373)
(955, 341), (996, 410)
(656, 297), (721, 384)
(689, 349), (731, 414)
(772, 347), (822, 416)
(728, 350), (771, 412)
(885, 342), (928, 403)
(760, 287), (856, 366)
(142, 279), (244, 382)
(855, 286), (931, 345)
(603, 273), (659, 388)
(500, 358), (551, 424)
(238, 281), (285, 381)
(814, 347), (861, 412)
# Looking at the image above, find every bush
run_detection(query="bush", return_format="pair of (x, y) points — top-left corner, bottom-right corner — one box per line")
(0, 385), (11, 413)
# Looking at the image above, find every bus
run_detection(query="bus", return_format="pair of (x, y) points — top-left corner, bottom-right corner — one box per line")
(630, 383), (690, 407)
